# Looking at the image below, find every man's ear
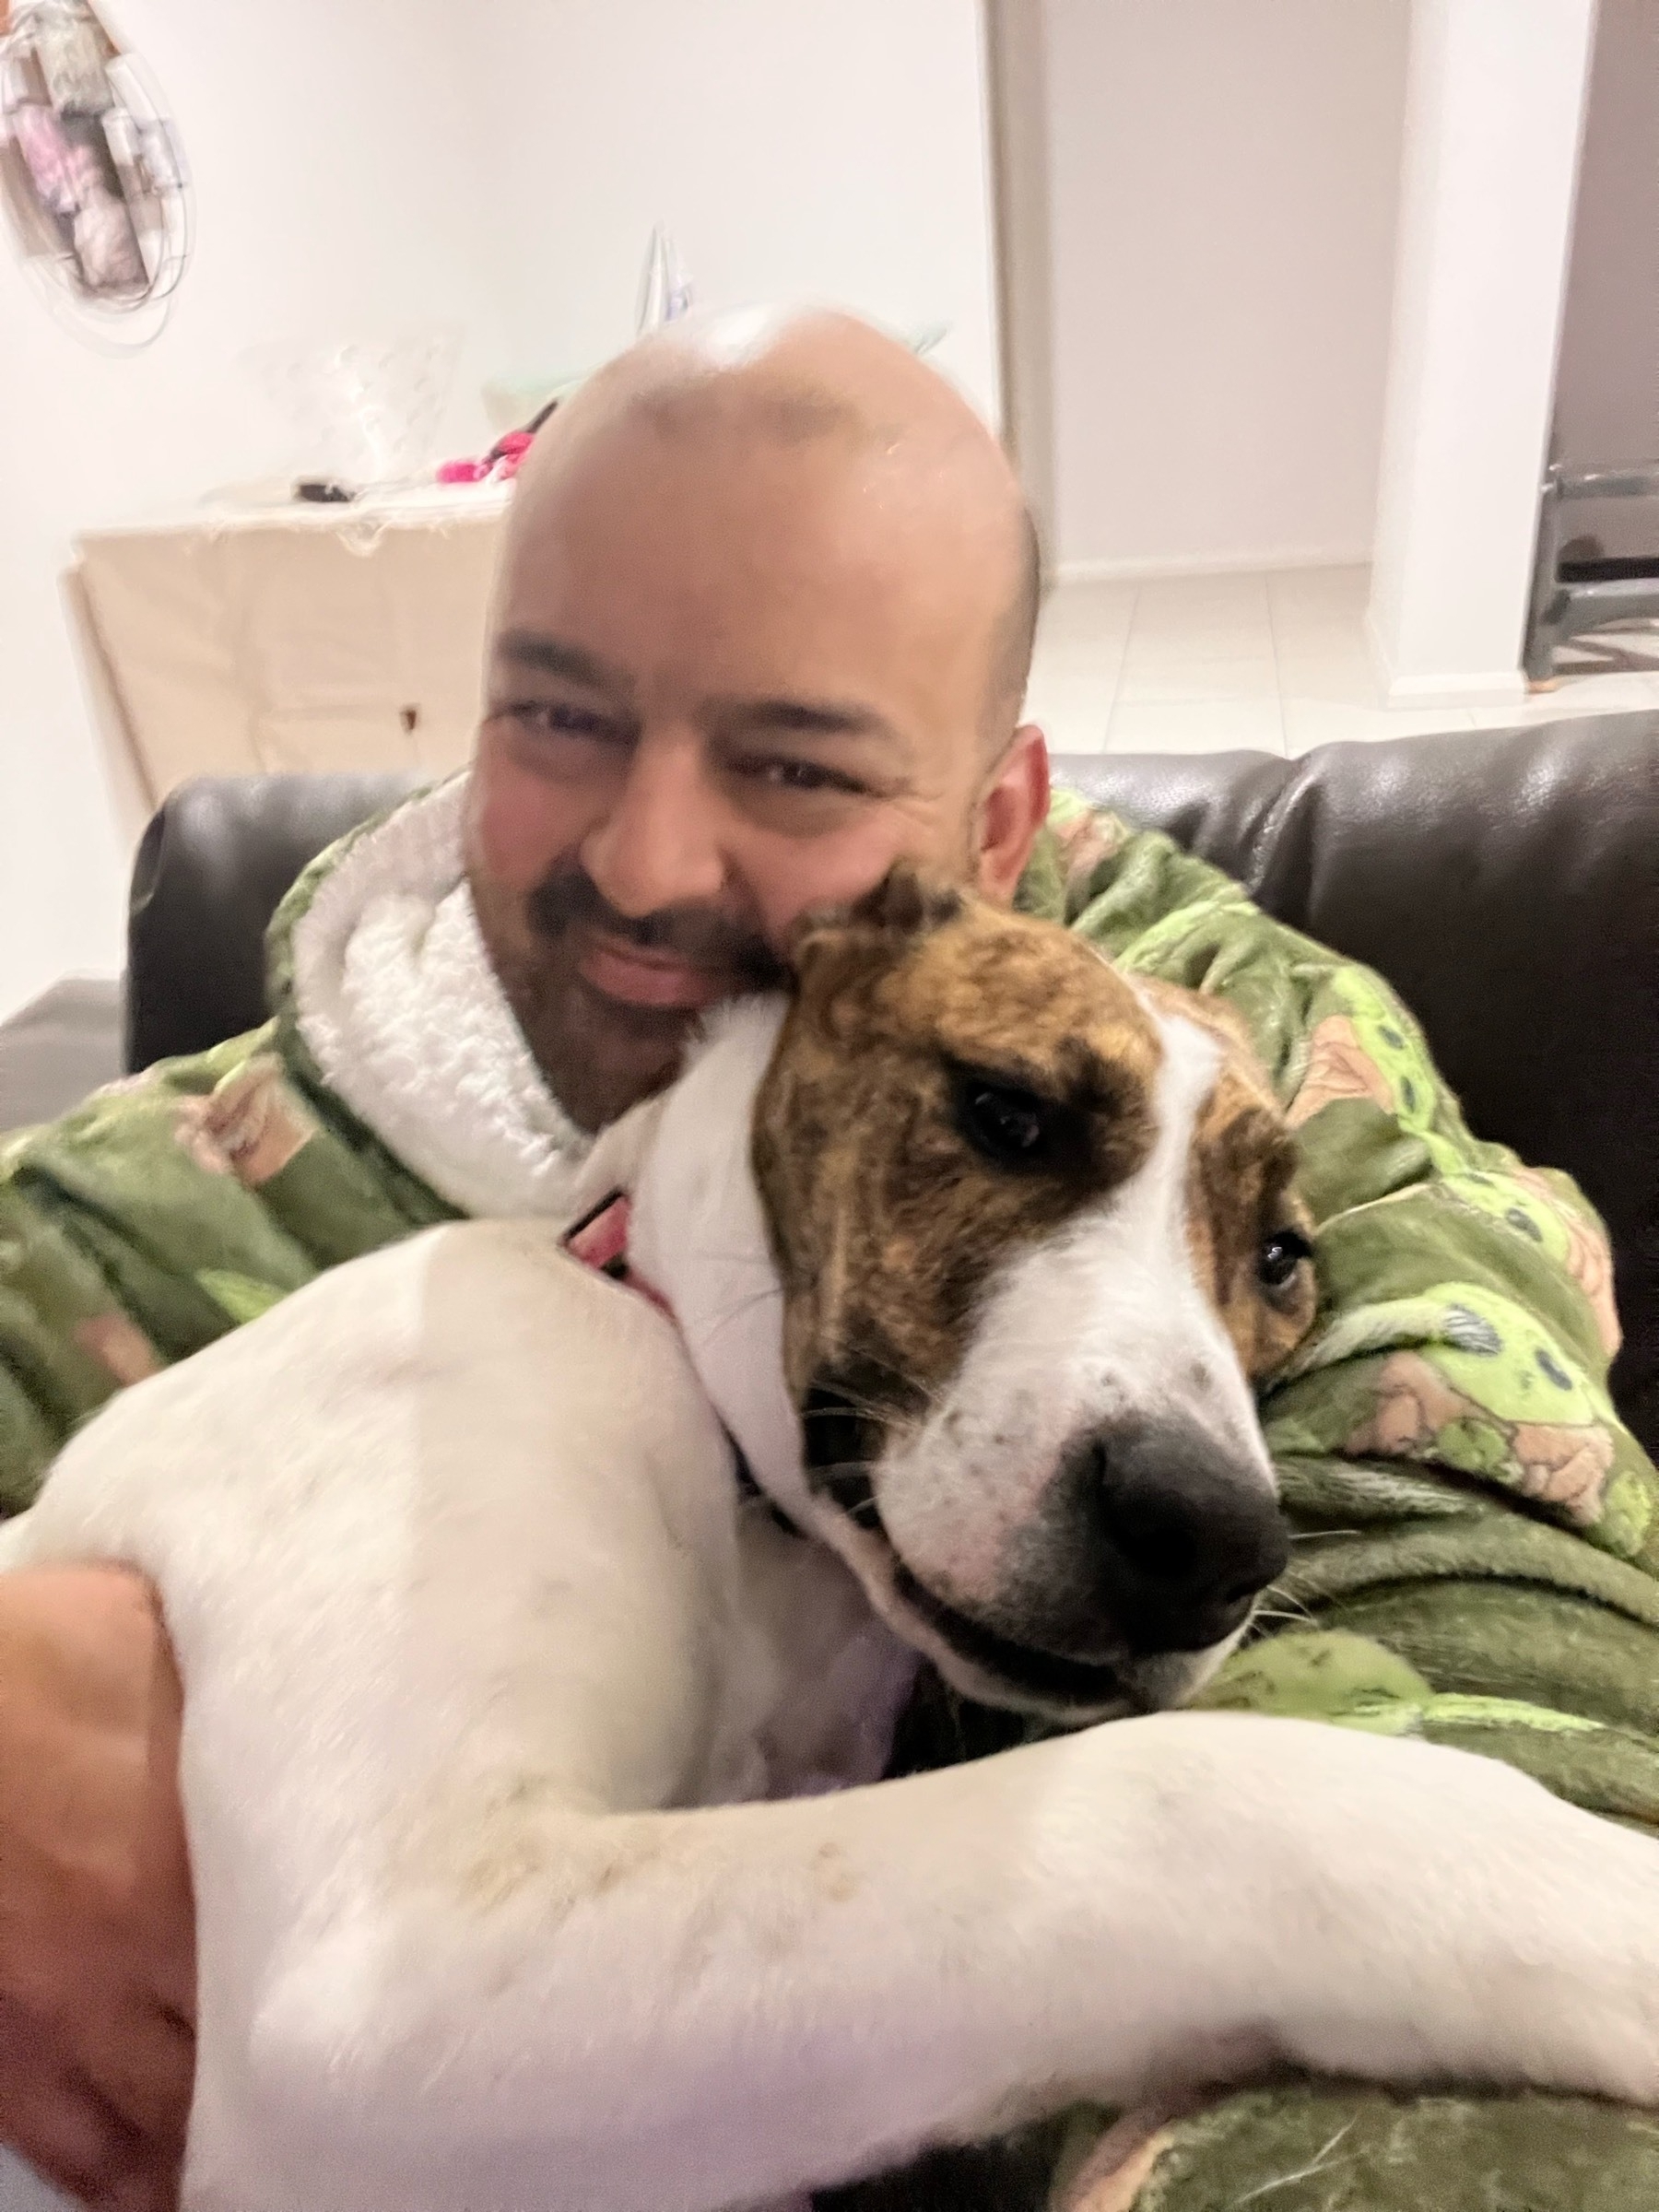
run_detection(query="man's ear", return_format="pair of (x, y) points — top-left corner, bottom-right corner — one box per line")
(786, 864), (966, 982)
(975, 724), (1051, 905)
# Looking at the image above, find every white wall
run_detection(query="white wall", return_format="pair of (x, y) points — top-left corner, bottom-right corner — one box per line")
(0, 0), (506, 1023)
(475, 0), (1000, 426)
(0, 0), (998, 1026)
(1365, 0), (1595, 706)
(984, 0), (1056, 543)
(1038, 0), (1409, 575)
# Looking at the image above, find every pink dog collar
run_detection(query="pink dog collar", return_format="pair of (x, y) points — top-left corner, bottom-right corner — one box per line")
(562, 1190), (674, 1320)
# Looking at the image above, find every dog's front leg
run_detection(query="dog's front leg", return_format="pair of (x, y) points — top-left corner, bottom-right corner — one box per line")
(190, 1710), (1659, 2212)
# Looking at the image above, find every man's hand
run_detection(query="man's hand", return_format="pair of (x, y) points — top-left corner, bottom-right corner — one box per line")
(0, 1566), (194, 2210)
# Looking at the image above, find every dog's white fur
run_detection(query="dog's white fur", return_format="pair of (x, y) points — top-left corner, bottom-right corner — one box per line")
(5, 999), (1659, 2212)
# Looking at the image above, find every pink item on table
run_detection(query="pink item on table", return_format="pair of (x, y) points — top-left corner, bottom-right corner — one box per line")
(436, 427), (538, 487)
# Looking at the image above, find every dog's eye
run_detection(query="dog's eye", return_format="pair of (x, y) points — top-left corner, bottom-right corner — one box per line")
(955, 1077), (1054, 1168)
(1258, 1227), (1312, 1290)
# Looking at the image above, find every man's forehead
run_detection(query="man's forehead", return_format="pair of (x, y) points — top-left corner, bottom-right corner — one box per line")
(497, 441), (991, 689)
(509, 405), (917, 558)
(507, 374), (1018, 593)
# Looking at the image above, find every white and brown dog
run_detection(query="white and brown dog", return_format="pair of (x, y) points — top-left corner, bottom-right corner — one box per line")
(5, 872), (1659, 2212)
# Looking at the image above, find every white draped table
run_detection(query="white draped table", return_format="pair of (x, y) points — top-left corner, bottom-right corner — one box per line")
(72, 484), (511, 805)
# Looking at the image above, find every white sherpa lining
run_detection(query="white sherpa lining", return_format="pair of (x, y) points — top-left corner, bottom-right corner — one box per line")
(289, 777), (594, 1219)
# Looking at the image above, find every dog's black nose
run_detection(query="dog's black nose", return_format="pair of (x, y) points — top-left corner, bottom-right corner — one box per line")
(1081, 1420), (1290, 1654)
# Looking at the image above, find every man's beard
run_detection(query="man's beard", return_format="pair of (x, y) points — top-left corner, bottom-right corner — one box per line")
(474, 862), (789, 1134)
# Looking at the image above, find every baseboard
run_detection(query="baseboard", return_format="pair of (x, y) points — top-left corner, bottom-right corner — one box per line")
(1053, 546), (1371, 585)
(1363, 608), (1527, 710)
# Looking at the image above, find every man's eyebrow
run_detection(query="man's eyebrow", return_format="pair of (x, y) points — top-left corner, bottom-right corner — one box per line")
(493, 629), (631, 696)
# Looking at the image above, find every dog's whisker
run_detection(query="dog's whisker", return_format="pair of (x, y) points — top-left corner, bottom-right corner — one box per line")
(1251, 1595), (1321, 1631)
(806, 1460), (886, 1527)
(830, 1347), (940, 1411)
(1252, 1590), (1317, 1617)
(801, 1381), (938, 1430)
(1262, 1583), (1318, 1612)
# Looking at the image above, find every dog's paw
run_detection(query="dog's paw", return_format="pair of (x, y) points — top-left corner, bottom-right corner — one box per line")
(1281, 1736), (1659, 2105)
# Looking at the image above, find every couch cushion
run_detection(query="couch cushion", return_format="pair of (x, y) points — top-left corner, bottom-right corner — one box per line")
(126, 771), (427, 1075)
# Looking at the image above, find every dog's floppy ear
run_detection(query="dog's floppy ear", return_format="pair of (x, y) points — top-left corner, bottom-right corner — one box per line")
(786, 863), (966, 980)
(841, 866), (966, 937)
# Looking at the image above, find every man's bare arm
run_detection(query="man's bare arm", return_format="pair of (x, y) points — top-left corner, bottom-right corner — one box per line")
(0, 1567), (194, 2212)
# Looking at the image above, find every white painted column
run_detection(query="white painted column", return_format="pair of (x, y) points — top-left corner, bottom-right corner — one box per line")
(983, 0), (1057, 547)
(1367, 0), (1598, 708)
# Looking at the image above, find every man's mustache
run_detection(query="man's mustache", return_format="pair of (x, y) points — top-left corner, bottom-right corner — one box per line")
(526, 866), (789, 992)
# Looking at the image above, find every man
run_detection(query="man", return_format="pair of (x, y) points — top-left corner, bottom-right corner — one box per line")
(0, 309), (1053, 2211)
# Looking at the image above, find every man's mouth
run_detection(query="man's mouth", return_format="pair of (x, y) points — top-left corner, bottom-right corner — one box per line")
(575, 930), (728, 1013)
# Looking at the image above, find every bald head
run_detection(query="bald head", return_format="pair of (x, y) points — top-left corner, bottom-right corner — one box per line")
(509, 308), (1041, 745)
(467, 307), (1053, 1130)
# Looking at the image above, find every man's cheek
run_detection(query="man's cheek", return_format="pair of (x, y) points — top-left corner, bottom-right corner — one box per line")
(750, 811), (965, 941)
(467, 747), (587, 897)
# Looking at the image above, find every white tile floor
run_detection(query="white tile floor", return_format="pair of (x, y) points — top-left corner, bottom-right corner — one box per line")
(1023, 563), (1659, 758)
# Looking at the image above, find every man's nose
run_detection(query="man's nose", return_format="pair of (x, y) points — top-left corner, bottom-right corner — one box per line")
(580, 734), (730, 920)
(1077, 1418), (1289, 1655)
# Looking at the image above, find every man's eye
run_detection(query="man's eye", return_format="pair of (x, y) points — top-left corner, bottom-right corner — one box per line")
(506, 702), (618, 741)
(740, 756), (866, 796)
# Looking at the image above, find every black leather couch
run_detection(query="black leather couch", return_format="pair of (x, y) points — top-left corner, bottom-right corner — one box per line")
(124, 718), (1659, 1456)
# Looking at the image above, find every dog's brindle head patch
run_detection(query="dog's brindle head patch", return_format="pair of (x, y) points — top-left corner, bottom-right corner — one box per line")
(751, 866), (1316, 1723)
(760, 875), (1161, 1406)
